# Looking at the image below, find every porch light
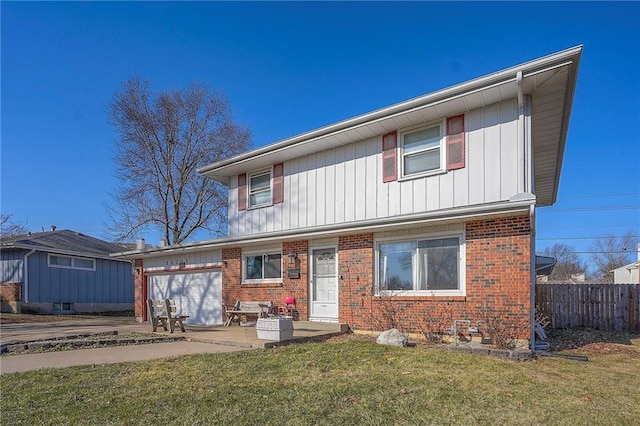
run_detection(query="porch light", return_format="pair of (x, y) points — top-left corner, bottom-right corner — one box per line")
(287, 250), (297, 265)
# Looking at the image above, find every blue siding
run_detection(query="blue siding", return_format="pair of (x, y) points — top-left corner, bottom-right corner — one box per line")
(26, 251), (134, 303)
(0, 249), (26, 282)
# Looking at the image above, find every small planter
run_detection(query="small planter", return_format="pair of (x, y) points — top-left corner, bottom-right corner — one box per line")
(256, 317), (294, 341)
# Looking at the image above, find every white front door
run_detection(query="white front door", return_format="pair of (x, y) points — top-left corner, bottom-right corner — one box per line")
(310, 247), (339, 322)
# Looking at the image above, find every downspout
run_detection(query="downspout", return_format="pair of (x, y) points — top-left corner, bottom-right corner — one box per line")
(23, 249), (36, 303)
(517, 70), (537, 353)
(529, 205), (537, 353)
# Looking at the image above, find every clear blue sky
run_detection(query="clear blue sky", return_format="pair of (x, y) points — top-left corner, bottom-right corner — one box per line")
(2, 2), (639, 270)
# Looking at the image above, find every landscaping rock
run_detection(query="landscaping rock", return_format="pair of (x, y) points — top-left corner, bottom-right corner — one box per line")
(376, 329), (408, 347)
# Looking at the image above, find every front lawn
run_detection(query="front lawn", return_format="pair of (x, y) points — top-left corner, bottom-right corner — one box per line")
(2, 336), (639, 425)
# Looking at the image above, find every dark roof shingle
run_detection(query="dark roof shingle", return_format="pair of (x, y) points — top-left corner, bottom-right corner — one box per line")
(1, 230), (130, 256)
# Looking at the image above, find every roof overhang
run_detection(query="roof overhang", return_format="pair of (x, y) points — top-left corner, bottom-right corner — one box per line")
(2, 243), (132, 263)
(198, 46), (582, 206)
(113, 198), (534, 259)
(535, 255), (557, 276)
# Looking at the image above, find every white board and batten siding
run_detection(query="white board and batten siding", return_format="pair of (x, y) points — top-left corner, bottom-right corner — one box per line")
(228, 99), (526, 238)
(145, 250), (223, 326)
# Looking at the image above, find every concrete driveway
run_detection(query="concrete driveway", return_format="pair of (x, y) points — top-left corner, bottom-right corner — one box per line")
(0, 317), (345, 374)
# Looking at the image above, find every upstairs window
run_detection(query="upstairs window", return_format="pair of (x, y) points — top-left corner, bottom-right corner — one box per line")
(249, 170), (272, 207)
(401, 123), (444, 177)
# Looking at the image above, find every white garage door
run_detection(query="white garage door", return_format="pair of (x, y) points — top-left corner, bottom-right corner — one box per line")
(148, 270), (222, 325)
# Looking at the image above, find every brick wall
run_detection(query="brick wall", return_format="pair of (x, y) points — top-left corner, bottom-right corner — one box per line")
(0, 282), (22, 302)
(222, 242), (309, 319)
(337, 234), (374, 326)
(133, 259), (144, 321)
(337, 216), (532, 339)
(134, 215), (531, 336)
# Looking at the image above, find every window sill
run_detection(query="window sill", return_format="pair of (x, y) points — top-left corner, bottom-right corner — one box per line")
(241, 281), (283, 288)
(247, 202), (273, 211)
(375, 293), (466, 301)
(240, 278), (283, 286)
(398, 168), (446, 182)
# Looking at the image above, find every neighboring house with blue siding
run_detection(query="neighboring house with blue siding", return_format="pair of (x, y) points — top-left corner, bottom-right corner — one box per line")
(0, 229), (134, 314)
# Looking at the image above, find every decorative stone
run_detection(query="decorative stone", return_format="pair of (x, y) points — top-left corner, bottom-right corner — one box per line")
(376, 328), (408, 347)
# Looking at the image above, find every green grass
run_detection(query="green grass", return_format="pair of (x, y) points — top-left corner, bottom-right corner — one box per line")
(2, 337), (639, 425)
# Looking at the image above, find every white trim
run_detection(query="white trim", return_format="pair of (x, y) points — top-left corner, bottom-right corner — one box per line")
(197, 45), (582, 185)
(374, 230), (466, 297)
(247, 167), (273, 209)
(309, 245), (340, 321)
(47, 253), (96, 271)
(9, 244), (130, 263)
(399, 120), (446, 179)
(241, 247), (283, 284)
(114, 200), (533, 259)
(23, 249), (36, 303)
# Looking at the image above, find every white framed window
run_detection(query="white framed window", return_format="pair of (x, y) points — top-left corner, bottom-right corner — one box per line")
(376, 233), (465, 296)
(248, 169), (272, 208)
(242, 249), (282, 283)
(401, 121), (445, 178)
(48, 254), (96, 271)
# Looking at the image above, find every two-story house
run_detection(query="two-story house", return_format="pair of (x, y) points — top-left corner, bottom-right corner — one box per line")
(119, 46), (582, 346)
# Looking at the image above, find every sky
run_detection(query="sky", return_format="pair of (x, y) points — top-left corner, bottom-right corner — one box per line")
(2, 2), (639, 272)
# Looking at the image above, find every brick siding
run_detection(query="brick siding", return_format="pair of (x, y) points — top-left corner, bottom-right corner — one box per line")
(222, 242), (309, 320)
(134, 215), (532, 337)
(133, 259), (144, 321)
(0, 282), (22, 302)
(337, 216), (532, 338)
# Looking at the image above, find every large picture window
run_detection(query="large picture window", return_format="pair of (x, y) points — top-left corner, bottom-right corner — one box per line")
(243, 251), (282, 283)
(401, 122), (444, 177)
(377, 235), (463, 295)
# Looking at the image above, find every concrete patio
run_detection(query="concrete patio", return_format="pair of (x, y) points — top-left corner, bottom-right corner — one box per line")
(0, 316), (348, 350)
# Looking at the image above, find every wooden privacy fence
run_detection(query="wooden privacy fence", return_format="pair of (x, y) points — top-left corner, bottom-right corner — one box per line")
(536, 284), (640, 333)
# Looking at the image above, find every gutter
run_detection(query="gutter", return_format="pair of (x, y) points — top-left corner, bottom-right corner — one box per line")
(113, 198), (535, 259)
(529, 205), (537, 354)
(23, 249), (36, 303)
(198, 46), (583, 179)
(10, 243), (131, 263)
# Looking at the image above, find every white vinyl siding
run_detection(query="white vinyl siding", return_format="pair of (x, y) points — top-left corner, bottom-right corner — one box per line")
(143, 250), (222, 271)
(227, 99), (525, 237)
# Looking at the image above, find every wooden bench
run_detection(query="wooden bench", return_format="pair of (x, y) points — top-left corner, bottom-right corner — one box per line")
(147, 299), (189, 333)
(224, 301), (273, 326)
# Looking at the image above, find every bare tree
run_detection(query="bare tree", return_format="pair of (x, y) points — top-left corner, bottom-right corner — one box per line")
(541, 243), (587, 280)
(107, 78), (251, 245)
(589, 231), (639, 282)
(0, 214), (28, 238)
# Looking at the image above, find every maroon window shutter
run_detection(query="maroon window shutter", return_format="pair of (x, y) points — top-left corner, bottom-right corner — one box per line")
(237, 173), (247, 211)
(272, 163), (284, 204)
(382, 131), (398, 182)
(447, 114), (465, 170)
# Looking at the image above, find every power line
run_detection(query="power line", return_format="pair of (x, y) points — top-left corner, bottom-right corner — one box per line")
(540, 224), (638, 229)
(557, 192), (640, 200)
(537, 235), (639, 241)
(569, 251), (640, 255)
(539, 205), (640, 213)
